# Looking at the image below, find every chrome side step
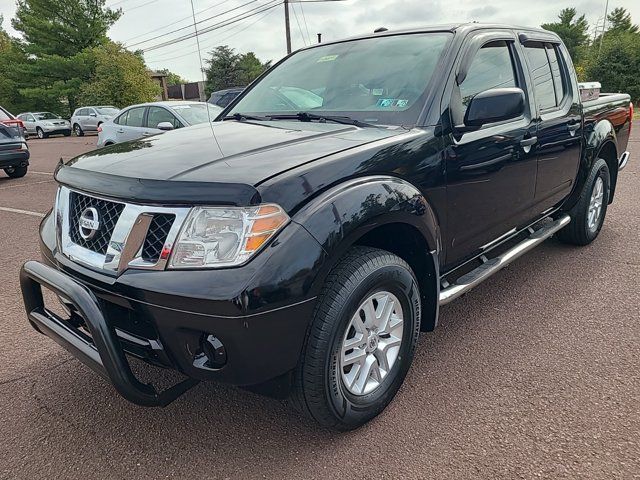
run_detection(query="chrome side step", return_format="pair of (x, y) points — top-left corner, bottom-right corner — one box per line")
(439, 214), (571, 306)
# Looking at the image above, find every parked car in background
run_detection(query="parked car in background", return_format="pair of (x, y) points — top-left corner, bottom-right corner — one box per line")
(71, 106), (120, 136)
(97, 101), (222, 147)
(0, 107), (29, 178)
(208, 87), (244, 108)
(17, 112), (71, 139)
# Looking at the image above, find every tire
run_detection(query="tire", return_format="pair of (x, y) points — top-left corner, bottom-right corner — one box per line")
(4, 166), (28, 178)
(73, 124), (84, 136)
(36, 127), (47, 139)
(292, 246), (421, 430)
(557, 158), (610, 246)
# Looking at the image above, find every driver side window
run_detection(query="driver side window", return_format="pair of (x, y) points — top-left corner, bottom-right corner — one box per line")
(457, 41), (517, 120)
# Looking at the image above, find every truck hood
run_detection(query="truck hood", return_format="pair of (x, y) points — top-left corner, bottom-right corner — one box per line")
(57, 120), (404, 205)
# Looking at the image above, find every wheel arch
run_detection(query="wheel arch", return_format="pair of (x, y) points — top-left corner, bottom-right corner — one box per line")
(595, 140), (618, 203)
(293, 175), (441, 332)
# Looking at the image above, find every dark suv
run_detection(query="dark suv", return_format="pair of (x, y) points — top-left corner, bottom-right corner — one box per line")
(21, 24), (631, 430)
(208, 87), (244, 108)
(0, 105), (29, 178)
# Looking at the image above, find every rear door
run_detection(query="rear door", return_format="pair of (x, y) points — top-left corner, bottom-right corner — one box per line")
(443, 31), (538, 264)
(519, 37), (582, 212)
(115, 107), (147, 142)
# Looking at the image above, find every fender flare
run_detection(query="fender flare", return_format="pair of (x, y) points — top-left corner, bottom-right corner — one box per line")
(292, 175), (442, 330)
(565, 119), (618, 211)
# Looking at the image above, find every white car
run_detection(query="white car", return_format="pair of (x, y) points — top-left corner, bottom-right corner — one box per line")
(97, 101), (223, 147)
(71, 106), (120, 136)
(17, 112), (71, 139)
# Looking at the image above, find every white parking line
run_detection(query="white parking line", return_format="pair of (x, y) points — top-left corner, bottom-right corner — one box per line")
(0, 206), (46, 218)
(0, 179), (54, 191)
(30, 171), (54, 175)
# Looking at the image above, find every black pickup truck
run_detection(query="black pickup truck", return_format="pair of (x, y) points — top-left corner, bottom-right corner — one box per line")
(21, 23), (632, 430)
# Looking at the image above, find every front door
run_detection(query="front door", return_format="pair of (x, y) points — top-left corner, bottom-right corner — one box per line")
(520, 40), (582, 212)
(444, 35), (538, 265)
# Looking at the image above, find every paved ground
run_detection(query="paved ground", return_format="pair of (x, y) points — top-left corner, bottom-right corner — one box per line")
(0, 133), (638, 479)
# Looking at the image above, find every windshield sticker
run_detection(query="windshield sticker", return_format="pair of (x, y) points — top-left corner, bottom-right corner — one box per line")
(372, 88), (384, 96)
(317, 54), (339, 63)
(377, 98), (409, 108)
(377, 98), (395, 108)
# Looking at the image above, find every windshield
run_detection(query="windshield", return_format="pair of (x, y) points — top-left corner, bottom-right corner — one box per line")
(230, 33), (451, 126)
(35, 112), (60, 120)
(172, 103), (223, 125)
(96, 107), (119, 115)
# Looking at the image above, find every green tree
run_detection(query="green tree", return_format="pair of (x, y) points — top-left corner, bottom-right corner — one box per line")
(606, 7), (638, 34)
(156, 68), (186, 86)
(542, 8), (590, 62)
(78, 42), (160, 108)
(203, 46), (270, 93)
(11, 0), (121, 57)
(0, 15), (30, 112)
(583, 31), (640, 104)
(236, 52), (271, 86)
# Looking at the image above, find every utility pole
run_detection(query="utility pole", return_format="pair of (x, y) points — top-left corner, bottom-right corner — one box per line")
(284, 0), (346, 54)
(284, 0), (292, 54)
(599, 0), (609, 53)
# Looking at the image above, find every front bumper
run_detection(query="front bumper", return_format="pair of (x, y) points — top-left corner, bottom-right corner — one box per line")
(22, 213), (325, 405)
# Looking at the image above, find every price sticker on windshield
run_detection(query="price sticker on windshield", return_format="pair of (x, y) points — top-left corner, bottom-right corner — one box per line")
(317, 54), (339, 63)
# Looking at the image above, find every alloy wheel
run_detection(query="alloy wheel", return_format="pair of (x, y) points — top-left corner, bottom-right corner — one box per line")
(339, 291), (404, 396)
(587, 176), (604, 232)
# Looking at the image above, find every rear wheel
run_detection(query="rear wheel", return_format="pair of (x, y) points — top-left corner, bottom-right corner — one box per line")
(73, 124), (84, 136)
(4, 166), (28, 178)
(292, 247), (421, 430)
(557, 158), (610, 246)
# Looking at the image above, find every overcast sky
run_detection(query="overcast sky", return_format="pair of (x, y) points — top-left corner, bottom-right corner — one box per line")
(1, 0), (639, 81)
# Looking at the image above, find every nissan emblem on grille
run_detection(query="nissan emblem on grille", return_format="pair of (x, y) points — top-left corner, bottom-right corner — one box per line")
(78, 207), (100, 240)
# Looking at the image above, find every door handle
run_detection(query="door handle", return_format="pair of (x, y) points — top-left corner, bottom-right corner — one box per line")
(520, 136), (538, 147)
(116, 129), (124, 133)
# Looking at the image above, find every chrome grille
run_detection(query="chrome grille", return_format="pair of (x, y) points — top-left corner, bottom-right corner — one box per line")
(68, 192), (125, 254)
(56, 187), (189, 274)
(141, 214), (175, 263)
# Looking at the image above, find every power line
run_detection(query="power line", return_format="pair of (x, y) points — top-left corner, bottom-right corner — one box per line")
(126, 0), (263, 48)
(291, 2), (307, 46)
(298, 0), (312, 44)
(122, 0), (234, 43)
(146, 6), (278, 64)
(141, 1), (282, 52)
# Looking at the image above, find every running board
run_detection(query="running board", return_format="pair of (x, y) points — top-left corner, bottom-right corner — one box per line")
(439, 214), (571, 306)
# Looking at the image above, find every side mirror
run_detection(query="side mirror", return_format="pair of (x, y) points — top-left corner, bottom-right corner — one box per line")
(157, 121), (174, 131)
(462, 88), (525, 131)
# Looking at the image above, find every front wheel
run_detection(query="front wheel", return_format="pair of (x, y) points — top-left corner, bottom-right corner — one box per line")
(292, 246), (421, 430)
(557, 158), (610, 246)
(36, 127), (46, 139)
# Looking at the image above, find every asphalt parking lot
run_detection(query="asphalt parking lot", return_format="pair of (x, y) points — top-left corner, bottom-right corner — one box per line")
(0, 132), (638, 479)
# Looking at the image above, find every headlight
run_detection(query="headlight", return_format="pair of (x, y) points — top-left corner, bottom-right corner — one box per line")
(169, 204), (289, 269)
(43, 121), (53, 126)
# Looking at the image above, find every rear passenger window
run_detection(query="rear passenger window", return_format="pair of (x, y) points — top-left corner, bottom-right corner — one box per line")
(524, 42), (565, 111)
(123, 107), (145, 127)
(458, 41), (517, 118)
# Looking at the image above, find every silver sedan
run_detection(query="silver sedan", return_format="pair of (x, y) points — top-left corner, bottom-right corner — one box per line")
(97, 101), (223, 147)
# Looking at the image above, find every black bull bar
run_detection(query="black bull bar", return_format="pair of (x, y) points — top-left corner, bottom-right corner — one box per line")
(20, 260), (198, 407)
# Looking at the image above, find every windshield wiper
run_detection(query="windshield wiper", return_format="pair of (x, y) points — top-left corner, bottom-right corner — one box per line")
(223, 113), (272, 122)
(268, 112), (377, 128)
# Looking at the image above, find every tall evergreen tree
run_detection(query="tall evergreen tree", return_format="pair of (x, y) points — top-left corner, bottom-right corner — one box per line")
(606, 7), (638, 34)
(541, 8), (589, 62)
